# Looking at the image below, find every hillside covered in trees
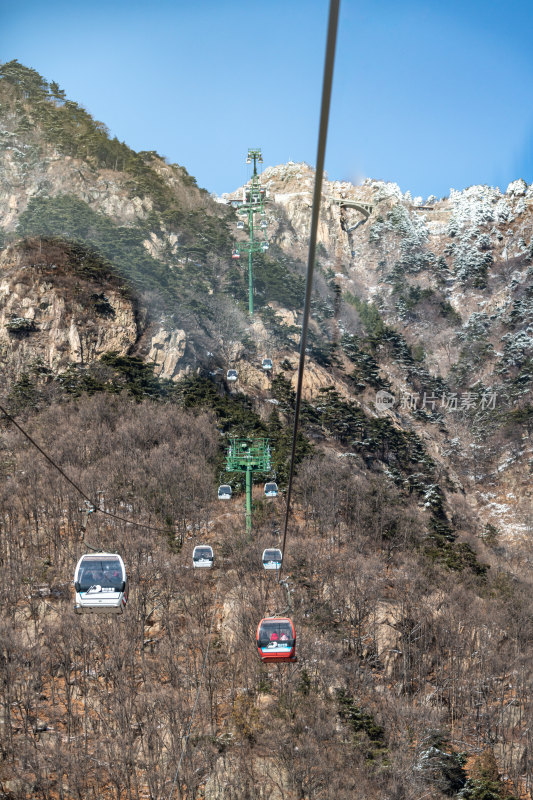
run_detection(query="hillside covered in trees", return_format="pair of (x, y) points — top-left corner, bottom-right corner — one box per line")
(0, 60), (532, 800)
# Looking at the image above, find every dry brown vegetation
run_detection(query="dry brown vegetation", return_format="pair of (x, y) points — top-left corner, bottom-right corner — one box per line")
(0, 395), (531, 799)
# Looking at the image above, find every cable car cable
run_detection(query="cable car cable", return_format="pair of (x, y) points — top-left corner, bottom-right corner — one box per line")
(0, 401), (180, 534)
(167, 577), (220, 800)
(278, 0), (340, 579)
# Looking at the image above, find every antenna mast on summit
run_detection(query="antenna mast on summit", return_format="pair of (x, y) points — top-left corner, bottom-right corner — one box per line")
(233, 148), (269, 316)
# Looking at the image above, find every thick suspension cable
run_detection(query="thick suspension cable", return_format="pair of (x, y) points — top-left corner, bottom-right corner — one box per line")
(0, 402), (178, 534)
(167, 577), (220, 800)
(279, 0), (340, 578)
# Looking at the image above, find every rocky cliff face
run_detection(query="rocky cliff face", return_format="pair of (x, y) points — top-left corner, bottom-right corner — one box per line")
(224, 164), (533, 548)
(0, 106), (217, 233)
(228, 163), (533, 344)
(0, 63), (235, 382)
(0, 239), (139, 380)
(0, 238), (198, 384)
(0, 139), (154, 231)
(1, 62), (531, 552)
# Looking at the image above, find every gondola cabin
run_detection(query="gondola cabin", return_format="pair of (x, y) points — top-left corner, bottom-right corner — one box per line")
(231, 248), (240, 260)
(256, 617), (297, 663)
(262, 358), (273, 371)
(264, 481), (278, 497)
(218, 484), (232, 500)
(261, 242), (269, 251)
(192, 545), (214, 569)
(260, 219), (268, 229)
(227, 369), (238, 382)
(73, 553), (127, 615)
(262, 548), (282, 571)
(236, 220), (245, 230)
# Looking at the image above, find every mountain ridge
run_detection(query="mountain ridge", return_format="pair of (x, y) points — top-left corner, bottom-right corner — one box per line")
(0, 60), (531, 800)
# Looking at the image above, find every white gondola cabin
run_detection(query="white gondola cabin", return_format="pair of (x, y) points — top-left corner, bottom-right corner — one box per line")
(236, 220), (245, 230)
(264, 481), (279, 497)
(73, 553), (127, 615)
(260, 219), (268, 229)
(193, 545), (214, 569)
(218, 484), (232, 500)
(227, 369), (238, 382)
(262, 358), (273, 371)
(261, 241), (269, 251)
(262, 548), (282, 571)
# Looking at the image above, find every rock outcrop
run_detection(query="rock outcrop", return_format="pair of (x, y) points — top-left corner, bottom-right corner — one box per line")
(224, 163), (533, 547)
(0, 239), (139, 380)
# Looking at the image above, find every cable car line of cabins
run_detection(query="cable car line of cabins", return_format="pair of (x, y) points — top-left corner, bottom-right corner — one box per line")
(65, 145), (298, 661)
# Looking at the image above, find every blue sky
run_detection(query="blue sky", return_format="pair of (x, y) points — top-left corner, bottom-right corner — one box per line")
(2, 0), (533, 199)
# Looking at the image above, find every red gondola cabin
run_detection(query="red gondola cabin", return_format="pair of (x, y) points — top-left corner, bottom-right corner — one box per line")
(256, 617), (297, 663)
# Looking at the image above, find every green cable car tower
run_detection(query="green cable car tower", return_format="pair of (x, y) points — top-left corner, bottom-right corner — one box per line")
(234, 148), (269, 316)
(226, 437), (271, 534)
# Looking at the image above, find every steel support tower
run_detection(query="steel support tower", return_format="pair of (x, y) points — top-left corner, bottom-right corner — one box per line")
(235, 148), (269, 316)
(226, 437), (271, 534)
